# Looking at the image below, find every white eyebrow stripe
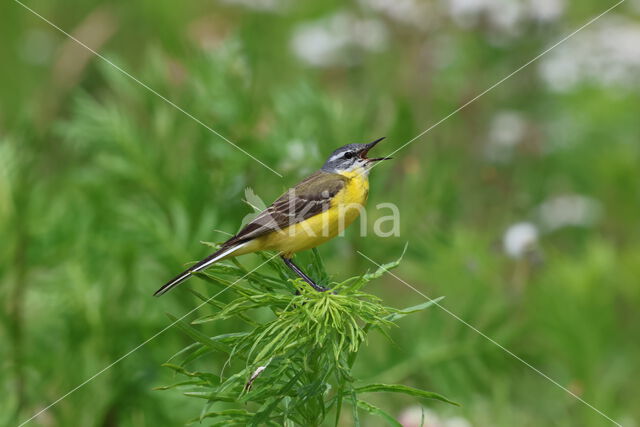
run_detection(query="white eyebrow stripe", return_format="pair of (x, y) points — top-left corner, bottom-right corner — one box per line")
(328, 153), (344, 162)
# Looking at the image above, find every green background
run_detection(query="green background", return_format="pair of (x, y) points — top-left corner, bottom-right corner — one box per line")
(1, 0), (639, 425)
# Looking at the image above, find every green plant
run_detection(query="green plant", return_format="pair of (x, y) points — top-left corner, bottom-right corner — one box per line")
(158, 248), (457, 426)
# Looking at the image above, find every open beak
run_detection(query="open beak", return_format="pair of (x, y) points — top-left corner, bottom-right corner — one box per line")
(359, 137), (392, 162)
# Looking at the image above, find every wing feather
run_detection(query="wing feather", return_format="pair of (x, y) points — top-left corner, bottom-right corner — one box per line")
(224, 171), (347, 246)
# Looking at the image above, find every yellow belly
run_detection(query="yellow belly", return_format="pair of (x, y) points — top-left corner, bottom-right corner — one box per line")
(257, 169), (369, 257)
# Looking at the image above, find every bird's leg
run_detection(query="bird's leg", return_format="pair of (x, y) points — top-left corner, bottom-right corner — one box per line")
(281, 256), (328, 292)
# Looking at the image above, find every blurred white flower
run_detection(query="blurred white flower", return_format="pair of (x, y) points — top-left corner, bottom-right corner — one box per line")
(278, 139), (319, 171)
(398, 405), (471, 427)
(537, 194), (601, 231)
(528, 0), (565, 22)
(287, 139), (309, 161)
(357, 0), (433, 28)
(447, 0), (564, 35)
(485, 110), (528, 163)
(503, 222), (539, 259)
(290, 12), (388, 67)
(539, 16), (640, 91)
(219, 0), (288, 12)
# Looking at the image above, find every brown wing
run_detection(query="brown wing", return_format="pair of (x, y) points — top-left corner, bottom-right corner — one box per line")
(224, 171), (347, 246)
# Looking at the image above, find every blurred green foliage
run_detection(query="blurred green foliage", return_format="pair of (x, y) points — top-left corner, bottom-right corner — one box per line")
(1, 0), (639, 426)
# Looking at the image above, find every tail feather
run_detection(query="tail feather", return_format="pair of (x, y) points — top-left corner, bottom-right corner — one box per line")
(154, 243), (247, 296)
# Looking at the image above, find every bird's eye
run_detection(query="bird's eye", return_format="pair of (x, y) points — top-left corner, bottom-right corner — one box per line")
(343, 152), (354, 159)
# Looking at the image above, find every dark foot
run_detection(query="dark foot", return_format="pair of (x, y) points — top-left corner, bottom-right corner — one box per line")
(281, 256), (329, 292)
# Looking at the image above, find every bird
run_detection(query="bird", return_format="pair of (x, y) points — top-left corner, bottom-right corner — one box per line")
(154, 137), (391, 296)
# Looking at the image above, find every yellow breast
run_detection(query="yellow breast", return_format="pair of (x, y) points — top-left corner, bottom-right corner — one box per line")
(260, 168), (370, 256)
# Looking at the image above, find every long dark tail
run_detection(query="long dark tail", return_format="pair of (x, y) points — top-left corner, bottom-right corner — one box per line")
(153, 243), (246, 296)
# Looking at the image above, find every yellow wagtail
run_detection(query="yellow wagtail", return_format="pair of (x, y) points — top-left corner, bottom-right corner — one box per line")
(154, 137), (391, 295)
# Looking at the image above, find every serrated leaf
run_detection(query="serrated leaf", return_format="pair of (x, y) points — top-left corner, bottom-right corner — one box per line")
(183, 391), (237, 402)
(189, 409), (253, 423)
(353, 383), (459, 406)
(386, 296), (445, 322)
(160, 363), (220, 384)
(356, 400), (402, 427)
(165, 313), (232, 355)
(362, 244), (408, 281)
(153, 379), (206, 390)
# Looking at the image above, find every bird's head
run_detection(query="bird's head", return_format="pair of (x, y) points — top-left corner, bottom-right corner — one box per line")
(321, 137), (391, 174)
